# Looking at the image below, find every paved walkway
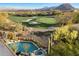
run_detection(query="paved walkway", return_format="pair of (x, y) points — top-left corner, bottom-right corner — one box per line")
(0, 40), (13, 56)
(32, 27), (58, 32)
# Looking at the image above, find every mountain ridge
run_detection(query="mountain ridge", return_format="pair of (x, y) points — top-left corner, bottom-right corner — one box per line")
(0, 3), (76, 11)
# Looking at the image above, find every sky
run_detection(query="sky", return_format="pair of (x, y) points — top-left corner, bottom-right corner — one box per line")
(0, 3), (79, 9)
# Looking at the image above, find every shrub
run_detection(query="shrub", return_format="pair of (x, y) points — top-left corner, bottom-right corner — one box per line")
(48, 25), (79, 56)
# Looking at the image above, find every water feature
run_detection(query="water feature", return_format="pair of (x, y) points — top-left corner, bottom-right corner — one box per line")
(34, 48), (46, 56)
(8, 41), (38, 55)
(8, 41), (46, 56)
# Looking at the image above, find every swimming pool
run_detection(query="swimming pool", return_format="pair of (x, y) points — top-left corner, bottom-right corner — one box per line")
(8, 41), (38, 54)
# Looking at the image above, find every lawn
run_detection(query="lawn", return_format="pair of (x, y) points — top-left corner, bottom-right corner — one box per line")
(9, 16), (29, 23)
(9, 16), (57, 29)
(36, 17), (57, 24)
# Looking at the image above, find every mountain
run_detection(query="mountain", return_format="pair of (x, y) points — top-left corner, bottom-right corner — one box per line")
(39, 3), (75, 11)
(40, 6), (56, 11)
(0, 3), (75, 12)
(55, 3), (75, 11)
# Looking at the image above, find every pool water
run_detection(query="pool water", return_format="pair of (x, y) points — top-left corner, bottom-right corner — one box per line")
(34, 48), (46, 55)
(8, 42), (38, 53)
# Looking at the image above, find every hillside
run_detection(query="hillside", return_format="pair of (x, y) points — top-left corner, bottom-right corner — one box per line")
(55, 3), (75, 11)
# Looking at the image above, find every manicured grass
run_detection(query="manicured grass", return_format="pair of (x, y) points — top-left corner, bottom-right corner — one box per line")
(36, 17), (57, 24)
(9, 16), (29, 22)
(9, 16), (57, 29)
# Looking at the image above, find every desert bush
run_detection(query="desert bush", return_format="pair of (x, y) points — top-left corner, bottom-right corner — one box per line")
(48, 24), (79, 56)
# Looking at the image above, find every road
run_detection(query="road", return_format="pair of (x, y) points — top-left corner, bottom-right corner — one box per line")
(31, 27), (58, 32)
(0, 40), (14, 56)
(31, 24), (79, 32)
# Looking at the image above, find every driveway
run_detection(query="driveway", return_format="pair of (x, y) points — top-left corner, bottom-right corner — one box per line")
(0, 41), (14, 56)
